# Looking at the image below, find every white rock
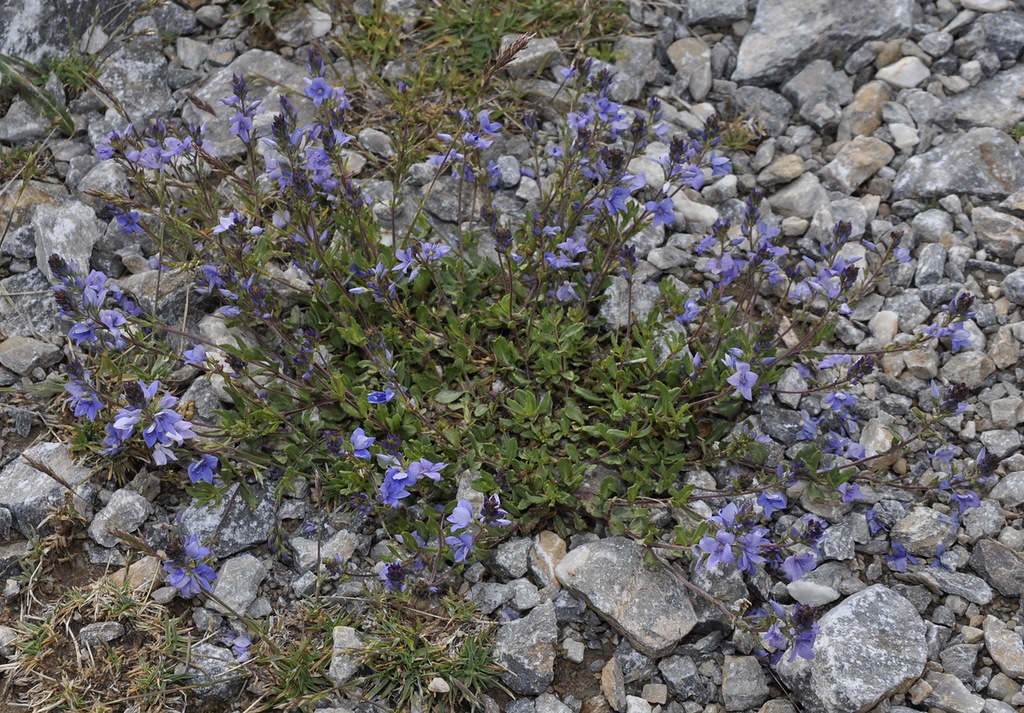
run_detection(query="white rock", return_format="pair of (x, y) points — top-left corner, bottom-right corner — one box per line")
(962, 0), (1012, 10)
(868, 310), (900, 345)
(876, 57), (930, 88)
(788, 579), (841, 606)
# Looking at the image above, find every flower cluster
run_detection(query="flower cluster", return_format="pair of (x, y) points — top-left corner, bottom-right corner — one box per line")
(102, 379), (196, 465)
(50, 255), (142, 351)
(162, 534), (217, 598)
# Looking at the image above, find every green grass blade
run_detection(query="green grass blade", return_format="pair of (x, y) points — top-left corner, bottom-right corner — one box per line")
(0, 52), (75, 135)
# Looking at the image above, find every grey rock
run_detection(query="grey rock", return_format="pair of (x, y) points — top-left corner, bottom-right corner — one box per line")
(733, 0), (913, 86)
(79, 621), (125, 646)
(892, 128), (1024, 201)
(290, 530), (359, 573)
(924, 672), (985, 713)
(0, 507), (10, 541)
(973, 207), (1024, 261)
(0, 442), (93, 537)
(919, 30), (955, 57)
(176, 36), (208, 71)
(908, 569), (993, 605)
(118, 269), (197, 327)
(0, 0), (114, 64)
(535, 693), (571, 713)
(494, 599), (558, 695)
(503, 36), (564, 79)
(983, 615), (1024, 679)
(876, 56), (931, 89)
(980, 429), (1022, 458)
(891, 507), (956, 556)
(776, 585), (927, 713)
(178, 481), (276, 558)
(180, 50), (311, 159)
(969, 539), (1024, 597)
(209, 553), (266, 616)
(196, 5), (225, 28)
(188, 642), (244, 699)
(658, 655), (713, 704)
(489, 537), (532, 580)
(0, 270), (59, 338)
(1003, 268), (1024, 305)
(686, 0), (746, 25)
(76, 160), (129, 206)
(423, 176), (477, 222)
(959, 500), (1004, 544)
(722, 655), (769, 711)
(941, 643), (981, 684)
(555, 537), (697, 657)
(273, 4), (332, 45)
(989, 472), (1024, 507)
(0, 99), (49, 143)
(328, 626), (364, 685)
(915, 243), (947, 286)
(33, 201), (105, 284)
(99, 39), (173, 123)
(358, 128), (396, 158)
(975, 10), (1024, 61)
(87, 489), (153, 548)
(940, 352), (996, 390)
(731, 86), (793, 137)
(766, 173), (830, 219)
(667, 37), (712, 102)
(819, 137), (895, 194)
(938, 66), (1024, 132)
(599, 277), (662, 329)
(0, 336), (61, 376)
(468, 581), (511, 615)
(149, 2), (197, 35)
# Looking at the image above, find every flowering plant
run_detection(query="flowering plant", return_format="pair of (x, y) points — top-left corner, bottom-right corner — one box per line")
(53, 46), (990, 668)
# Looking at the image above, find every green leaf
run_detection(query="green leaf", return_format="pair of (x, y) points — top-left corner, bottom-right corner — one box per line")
(434, 389), (464, 404)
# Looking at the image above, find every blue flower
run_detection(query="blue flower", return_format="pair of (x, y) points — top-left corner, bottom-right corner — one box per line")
(183, 343), (207, 367)
(698, 529), (735, 570)
(780, 552), (817, 582)
(446, 532), (474, 562)
(380, 561), (407, 592)
(407, 458), (446, 482)
(447, 499), (473, 531)
(886, 541), (918, 572)
(838, 482), (863, 503)
(645, 197), (675, 228)
(757, 491), (787, 519)
(379, 468), (410, 507)
(115, 211), (144, 233)
(304, 76), (331, 107)
(368, 388), (395, 404)
(726, 360), (758, 401)
(187, 454), (219, 485)
(350, 428), (374, 459)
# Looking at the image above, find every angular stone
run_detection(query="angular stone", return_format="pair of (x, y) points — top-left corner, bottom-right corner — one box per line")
(0, 442), (93, 537)
(99, 39), (173, 123)
(328, 626), (364, 685)
(178, 481), (276, 558)
(923, 672), (984, 713)
(555, 537), (697, 657)
(733, 0), (913, 86)
(767, 173), (830, 219)
(819, 137), (894, 193)
(88, 489), (153, 548)
(0, 99), (49, 143)
(666, 37), (712, 102)
(209, 554), (265, 616)
(187, 642), (244, 699)
(907, 569), (992, 605)
(983, 615), (1024, 679)
(33, 201), (105, 284)
(599, 277), (662, 329)
(776, 585), (927, 713)
(938, 66), (1024, 132)
(732, 86), (794, 137)
(969, 539), (1024, 597)
(973, 207), (1024, 261)
(273, 4), (332, 45)
(686, 0), (746, 25)
(503, 36), (564, 79)
(893, 128), (1024, 201)
(0, 336), (61, 376)
(875, 57), (930, 88)
(722, 655), (770, 711)
(939, 351), (996, 390)
(290, 530), (360, 573)
(838, 81), (891, 141)
(494, 599), (558, 695)
(891, 507), (956, 557)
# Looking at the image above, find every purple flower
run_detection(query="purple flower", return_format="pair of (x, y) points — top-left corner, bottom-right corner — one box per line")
(380, 561), (407, 592)
(781, 552), (817, 582)
(698, 529), (735, 570)
(886, 541), (918, 572)
(163, 534), (217, 598)
(838, 481), (862, 503)
(115, 211), (144, 233)
(480, 494), (511, 527)
(446, 532), (474, 562)
(350, 428), (375, 459)
(406, 458), (446, 482)
(757, 491), (787, 519)
(726, 360), (758, 401)
(603, 186), (630, 215)
(304, 76), (331, 107)
(65, 373), (103, 421)
(645, 197), (675, 228)
(709, 152), (730, 176)
(187, 454), (219, 484)
(929, 445), (959, 464)
(736, 528), (770, 574)
(379, 468), (411, 507)
(948, 323), (972, 352)
(797, 411), (820, 441)
(183, 343), (207, 367)
(789, 621), (818, 661)
(894, 246), (912, 263)
(864, 508), (886, 536)
(368, 388), (396, 404)
(554, 282), (580, 302)
(447, 499), (473, 531)
(226, 634), (252, 663)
